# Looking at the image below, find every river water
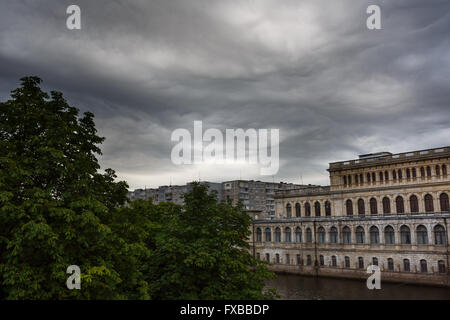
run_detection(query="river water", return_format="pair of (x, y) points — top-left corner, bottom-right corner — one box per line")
(265, 274), (450, 300)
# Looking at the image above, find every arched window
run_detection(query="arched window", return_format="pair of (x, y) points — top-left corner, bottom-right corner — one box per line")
(275, 253), (280, 264)
(420, 259), (427, 273)
(443, 164), (448, 176)
(409, 195), (419, 213)
(332, 256), (337, 267)
(330, 227), (338, 244)
(355, 174), (359, 184)
(370, 226), (379, 244)
(346, 199), (353, 216)
(416, 225), (428, 245)
(275, 227), (281, 243)
(398, 169), (402, 180)
(370, 198), (378, 215)
(315, 201), (321, 217)
(438, 260), (446, 274)
(406, 168), (411, 179)
(424, 194), (434, 212)
(295, 227), (302, 243)
(306, 228), (312, 243)
(286, 203), (292, 218)
(396, 196), (405, 214)
(343, 176), (347, 186)
(256, 228), (262, 242)
(440, 193), (449, 212)
(284, 227), (292, 243)
(379, 171), (384, 182)
(412, 168), (417, 178)
(265, 227), (271, 242)
(387, 258), (394, 271)
(344, 256), (350, 268)
(385, 171), (389, 181)
(305, 202), (311, 216)
(343, 226), (351, 244)
(367, 172), (371, 183)
(319, 255), (324, 266)
(392, 170), (397, 180)
(436, 165), (441, 176)
(372, 257), (378, 266)
(348, 175), (352, 185)
(420, 166), (425, 177)
(325, 201), (331, 216)
(385, 226), (395, 244)
(426, 166), (431, 177)
(400, 225), (411, 244)
(356, 226), (365, 244)
(360, 173), (363, 183)
(403, 259), (410, 272)
(358, 199), (365, 216)
(358, 257), (364, 269)
(434, 225), (446, 245)
(372, 172), (376, 182)
(383, 197), (391, 215)
(318, 227), (325, 243)
(295, 203), (301, 217)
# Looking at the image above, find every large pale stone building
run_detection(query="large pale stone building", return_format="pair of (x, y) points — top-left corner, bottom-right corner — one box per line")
(251, 146), (450, 286)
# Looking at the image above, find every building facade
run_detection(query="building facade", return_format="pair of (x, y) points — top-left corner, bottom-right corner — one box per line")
(251, 146), (450, 286)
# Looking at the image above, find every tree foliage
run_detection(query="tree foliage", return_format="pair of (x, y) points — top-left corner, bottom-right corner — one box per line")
(0, 77), (276, 299)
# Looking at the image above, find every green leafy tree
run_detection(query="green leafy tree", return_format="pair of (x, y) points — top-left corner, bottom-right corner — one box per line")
(147, 182), (277, 299)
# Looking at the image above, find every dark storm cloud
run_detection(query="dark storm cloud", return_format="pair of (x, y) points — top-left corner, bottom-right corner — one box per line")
(1, 0), (449, 189)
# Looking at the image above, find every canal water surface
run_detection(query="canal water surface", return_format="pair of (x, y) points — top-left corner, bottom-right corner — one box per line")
(265, 274), (450, 300)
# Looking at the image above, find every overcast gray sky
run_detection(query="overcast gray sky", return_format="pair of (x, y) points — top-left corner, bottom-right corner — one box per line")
(1, 0), (449, 190)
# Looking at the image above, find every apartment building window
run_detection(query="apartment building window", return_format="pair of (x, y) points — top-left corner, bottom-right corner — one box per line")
(286, 203), (292, 218)
(409, 195), (419, 213)
(400, 225), (411, 244)
(372, 257), (378, 266)
(305, 202), (311, 216)
(295, 227), (302, 243)
(343, 226), (351, 244)
(416, 225), (428, 245)
(385, 226), (395, 244)
(318, 227), (325, 243)
(438, 260), (446, 274)
(396, 196), (405, 214)
(284, 227), (292, 243)
(357, 199), (365, 216)
(358, 257), (364, 269)
(420, 259), (428, 273)
(306, 228), (313, 243)
(356, 226), (365, 244)
(387, 258), (394, 271)
(345, 256), (350, 268)
(256, 228), (262, 242)
(295, 203), (301, 217)
(403, 259), (410, 272)
(382, 197), (391, 214)
(330, 227), (338, 244)
(296, 254), (302, 265)
(370, 198), (378, 215)
(332, 256), (337, 267)
(370, 226), (379, 244)
(315, 201), (321, 217)
(440, 193), (449, 211)
(434, 225), (446, 245)
(346, 199), (353, 216)
(265, 227), (272, 242)
(325, 201), (331, 216)
(275, 227), (281, 243)
(424, 194), (434, 212)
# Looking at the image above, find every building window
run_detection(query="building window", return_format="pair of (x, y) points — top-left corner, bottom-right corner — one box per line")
(358, 257), (364, 269)
(318, 227), (325, 243)
(358, 199), (365, 216)
(388, 258), (394, 271)
(315, 201), (321, 217)
(305, 202), (311, 216)
(396, 196), (405, 214)
(367, 172), (371, 183)
(343, 175), (347, 185)
(319, 255), (324, 266)
(346, 199), (353, 216)
(416, 225), (428, 245)
(275, 227), (281, 243)
(372, 257), (378, 266)
(403, 259), (410, 272)
(295, 227), (302, 243)
(379, 171), (384, 182)
(370, 226), (379, 244)
(384, 170), (389, 181)
(266, 253), (270, 262)
(400, 225), (411, 244)
(256, 228), (262, 242)
(392, 170), (397, 180)
(370, 198), (378, 215)
(372, 172), (376, 182)
(355, 174), (359, 184)
(438, 260), (446, 274)
(420, 166), (425, 177)
(325, 201), (331, 216)
(426, 166), (431, 177)
(436, 165), (441, 176)
(265, 227), (271, 242)
(345, 256), (350, 268)
(306, 255), (312, 266)
(383, 197), (391, 215)
(412, 168), (417, 178)
(443, 164), (448, 176)
(332, 256), (337, 267)
(356, 226), (365, 244)
(406, 168), (411, 179)
(348, 175), (352, 185)
(385, 226), (395, 244)
(256, 252), (260, 260)
(409, 195), (419, 213)
(343, 226), (351, 244)
(295, 203), (301, 217)
(306, 228), (313, 243)
(286, 254), (290, 265)
(296, 254), (302, 265)
(330, 227), (338, 244)
(286, 203), (292, 218)
(420, 259), (427, 273)
(360, 173), (363, 183)
(440, 193), (449, 212)
(398, 169), (403, 180)
(434, 225), (446, 245)
(285, 227), (292, 243)
(424, 194), (434, 212)
(275, 253), (280, 264)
